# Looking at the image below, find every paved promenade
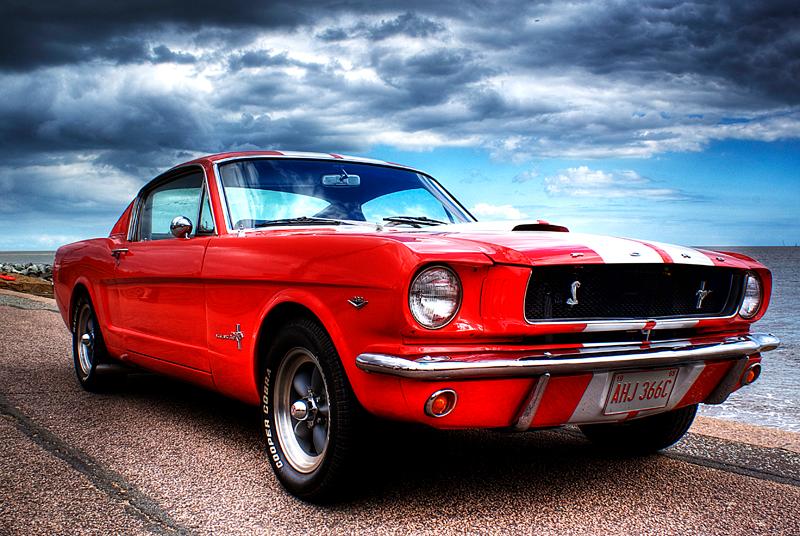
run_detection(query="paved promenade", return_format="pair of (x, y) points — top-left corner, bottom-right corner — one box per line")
(1, 290), (798, 535)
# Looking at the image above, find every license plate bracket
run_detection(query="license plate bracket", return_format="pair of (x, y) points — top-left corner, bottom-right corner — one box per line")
(603, 368), (678, 415)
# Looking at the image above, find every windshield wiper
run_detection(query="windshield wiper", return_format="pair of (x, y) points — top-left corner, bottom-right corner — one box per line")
(383, 216), (447, 228)
(253, 217), (349, 228)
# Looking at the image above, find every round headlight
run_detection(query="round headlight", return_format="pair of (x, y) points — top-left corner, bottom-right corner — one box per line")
(409, 266), (462, 329)
(738, 273), (762, 319)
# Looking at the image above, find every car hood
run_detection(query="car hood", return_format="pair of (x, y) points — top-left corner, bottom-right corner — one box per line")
(398, 221), (753, 269)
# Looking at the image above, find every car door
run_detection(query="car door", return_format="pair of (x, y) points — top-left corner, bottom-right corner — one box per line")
(114, 166), (216, 372)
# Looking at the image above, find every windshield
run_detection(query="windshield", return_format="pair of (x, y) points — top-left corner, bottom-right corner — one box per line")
(217, 158), (474, 229)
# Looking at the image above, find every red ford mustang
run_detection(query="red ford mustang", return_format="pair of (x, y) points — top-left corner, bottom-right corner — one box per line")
(54, 151), (780, 501)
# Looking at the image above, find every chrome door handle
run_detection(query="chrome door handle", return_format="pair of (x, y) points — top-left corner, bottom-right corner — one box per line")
(111, 248), (129, 258)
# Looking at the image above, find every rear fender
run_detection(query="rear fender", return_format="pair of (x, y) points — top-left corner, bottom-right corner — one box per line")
(67, 276), (99, 330)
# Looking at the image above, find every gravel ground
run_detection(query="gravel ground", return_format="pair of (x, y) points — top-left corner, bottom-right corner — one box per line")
(0, 290), (58, 311)
(691, 416), (800, 453)
(1, 292), (799, 535)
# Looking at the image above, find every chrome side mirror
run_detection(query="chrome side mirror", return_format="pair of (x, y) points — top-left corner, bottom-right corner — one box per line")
(170, 216), (193, 239)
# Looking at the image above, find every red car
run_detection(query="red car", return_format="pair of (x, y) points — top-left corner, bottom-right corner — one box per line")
(54, 151), (780, 501)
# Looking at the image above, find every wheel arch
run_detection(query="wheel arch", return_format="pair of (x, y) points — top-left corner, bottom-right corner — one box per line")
(68, 279), (94, 330)
(252, 293), (353, 390)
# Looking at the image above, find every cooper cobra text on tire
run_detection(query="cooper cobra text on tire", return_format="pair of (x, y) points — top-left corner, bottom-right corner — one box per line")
(261, 317), (358, 502)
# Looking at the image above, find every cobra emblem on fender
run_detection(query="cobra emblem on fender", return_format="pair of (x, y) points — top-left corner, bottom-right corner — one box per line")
(216, 324), (244, 350)
(566, 280), (581, 306)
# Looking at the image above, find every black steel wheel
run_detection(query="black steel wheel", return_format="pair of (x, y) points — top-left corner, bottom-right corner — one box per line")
(579, 404), (698, 454)
(261, 317), (358, 502)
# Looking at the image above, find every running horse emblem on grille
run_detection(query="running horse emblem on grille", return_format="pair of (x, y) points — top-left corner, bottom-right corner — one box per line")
(566, 280), (581, 306)
(695, 281), (712, 309)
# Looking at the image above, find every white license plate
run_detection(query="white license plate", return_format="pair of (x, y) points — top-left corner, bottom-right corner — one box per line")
(603, 368), (678, 415)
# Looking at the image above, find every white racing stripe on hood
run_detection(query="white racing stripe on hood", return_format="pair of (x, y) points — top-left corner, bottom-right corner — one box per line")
(643, 240), (715, 266)
(430, 222), (714, 266)
(568, 233), (663, 264)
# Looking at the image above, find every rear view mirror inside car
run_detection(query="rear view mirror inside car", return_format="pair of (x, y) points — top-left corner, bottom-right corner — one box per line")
(322, 173), (360, 187)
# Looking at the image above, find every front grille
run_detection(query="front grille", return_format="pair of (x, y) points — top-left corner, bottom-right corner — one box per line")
(524, 264), (743, 322)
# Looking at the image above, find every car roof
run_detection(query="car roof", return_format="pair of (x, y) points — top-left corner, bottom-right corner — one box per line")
(176, 150), (417, 171)
(138, 150), (426, 197)
(134, 150), (474, 228)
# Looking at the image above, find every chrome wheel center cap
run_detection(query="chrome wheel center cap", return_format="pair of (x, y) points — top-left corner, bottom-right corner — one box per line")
(81, 333), (93, 347)
(291, 399), (314, 421)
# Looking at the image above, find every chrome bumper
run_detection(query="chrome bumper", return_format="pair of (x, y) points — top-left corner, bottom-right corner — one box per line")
(355, 333), (780, 380)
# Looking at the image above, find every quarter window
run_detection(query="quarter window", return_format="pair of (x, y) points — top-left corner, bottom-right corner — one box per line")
(138, 171), (203, 241)
(197, 189), (216, 235)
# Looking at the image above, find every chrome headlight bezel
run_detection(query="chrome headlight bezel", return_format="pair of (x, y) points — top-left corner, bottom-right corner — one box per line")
(408, 265), (462, 329)
(738, 272), (763, 319)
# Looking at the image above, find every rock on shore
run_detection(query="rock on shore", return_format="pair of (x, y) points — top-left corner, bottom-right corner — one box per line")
(0, 262), (53, 280)
(0, 263), (54, 297)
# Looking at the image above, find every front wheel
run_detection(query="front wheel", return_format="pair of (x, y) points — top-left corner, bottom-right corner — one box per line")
(261, 318), (358, 502)
(579, 404), (698, 454)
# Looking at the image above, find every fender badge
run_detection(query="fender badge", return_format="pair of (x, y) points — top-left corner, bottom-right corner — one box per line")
(216, 324), (244, 350)
(348, 296), (368, 309)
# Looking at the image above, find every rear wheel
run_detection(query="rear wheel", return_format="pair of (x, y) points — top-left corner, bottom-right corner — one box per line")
(579, 404), (698, 454)
(71, 294), (110, 391)
(261, 318), (357, 502)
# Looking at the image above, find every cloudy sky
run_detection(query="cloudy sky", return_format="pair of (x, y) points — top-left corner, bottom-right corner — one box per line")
(1, 0), (798, 249)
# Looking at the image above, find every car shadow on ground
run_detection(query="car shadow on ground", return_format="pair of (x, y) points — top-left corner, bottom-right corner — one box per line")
(102, 371), (662, 507)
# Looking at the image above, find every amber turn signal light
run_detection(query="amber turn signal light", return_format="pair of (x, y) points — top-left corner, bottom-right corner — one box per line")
(741, 363), (762, 386)
(424, 389), (458, 418)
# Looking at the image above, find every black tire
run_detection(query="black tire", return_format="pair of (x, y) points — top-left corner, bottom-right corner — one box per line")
(579, 404), (698, 454)
(261, 317), (358, 502)
(71, 293), (111, 392)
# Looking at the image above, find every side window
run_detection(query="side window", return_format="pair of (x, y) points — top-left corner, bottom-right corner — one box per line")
(197, 189), (216, 235)
(138, 171), (203, 241)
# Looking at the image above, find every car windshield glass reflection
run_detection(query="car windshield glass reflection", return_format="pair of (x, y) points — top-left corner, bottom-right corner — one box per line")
(218, 159), (474, 229)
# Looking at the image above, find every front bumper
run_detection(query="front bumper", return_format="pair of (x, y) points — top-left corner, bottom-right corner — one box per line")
(356, 333), (780, 380)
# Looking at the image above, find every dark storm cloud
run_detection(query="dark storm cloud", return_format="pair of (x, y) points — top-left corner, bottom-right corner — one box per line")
(318, 12), (445, 41)
(0, 1), (453, 71)
(0, 70), (208, 157)
(151, 45), (197, 64)
(228, 50), (294, 71)
(0, 0), (799, 247)
(0, 0), (312, 70)
(370, 47), (494, 107)
(469, 1), (800, 106)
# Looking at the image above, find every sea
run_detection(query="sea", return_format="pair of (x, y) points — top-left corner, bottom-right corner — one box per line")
(0, 251), (57, 265)
(1, 247), (798, 432)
